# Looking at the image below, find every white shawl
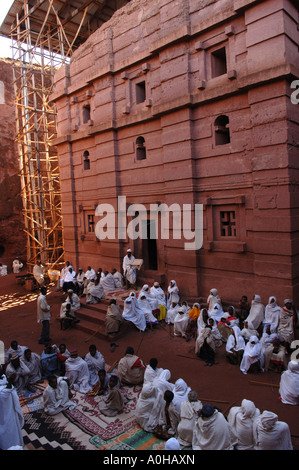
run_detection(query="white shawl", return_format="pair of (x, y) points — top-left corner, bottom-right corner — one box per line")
(227, 399), (260, 450)
(192, 410), (236, 450)
(253, 411), (293, 450)
(246, 295), (265, 329)
(279, 360), (299, 405)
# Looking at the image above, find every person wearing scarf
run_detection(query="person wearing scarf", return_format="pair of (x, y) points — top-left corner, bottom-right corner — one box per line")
(192, 404), (236, 450)
(240, 335), (263, 375)
(278, 299), (295, 348)
(264, 296), (280, 333)
(166, 280), (180, 309)
(226, 326), (245, 365)
(135, 383), (163, 432)
(177, 390), (202, 447)
(279, 360), (299, 405)
(253, 410), (293, 450)
(227, 399), (260, 450)
(84, 344), (106, 387)
(246, 294), (265, 331)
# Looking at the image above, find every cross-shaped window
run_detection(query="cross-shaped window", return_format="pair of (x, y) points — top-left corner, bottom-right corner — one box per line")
(220, 211), (236, 237)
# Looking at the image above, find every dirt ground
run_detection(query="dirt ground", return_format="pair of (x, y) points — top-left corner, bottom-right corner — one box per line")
(1, 272), (299, 450)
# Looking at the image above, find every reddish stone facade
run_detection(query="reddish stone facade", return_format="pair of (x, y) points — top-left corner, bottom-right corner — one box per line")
(0, 59), (26, 269)
(51, 0), (299, 305)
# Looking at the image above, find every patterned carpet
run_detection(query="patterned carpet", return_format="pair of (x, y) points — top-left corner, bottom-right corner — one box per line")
(90, 424), (165, 450)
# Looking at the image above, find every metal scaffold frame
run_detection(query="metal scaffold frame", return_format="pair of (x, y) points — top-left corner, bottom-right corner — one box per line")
(9, 0), (89, 274)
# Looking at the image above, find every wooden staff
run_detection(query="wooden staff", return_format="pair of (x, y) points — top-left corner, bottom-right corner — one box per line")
(198, 397), (229, 404)
(20, 392), (43, 407)
(250, 380), (279, 388)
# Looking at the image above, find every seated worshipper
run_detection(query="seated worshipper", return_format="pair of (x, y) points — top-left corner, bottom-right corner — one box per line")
(278, 299), (295, 349)
(84, 344), (106, 387)
(165, 301), (179, 325)
(75, 268), (85, 295)
(55, 343), (70, 376)
(97, 267), (105, 280)
(98, 374), (125, 417)
(43, 375), (76, 415)
(136, 383), (163, 432)
(177, 390), (203, 447)
(152, 369), (175, 395)
(62, 266), (76, 294)
(279, 360), (299, 406)
(105, 298), (124, 336)
(122, 295), (146, 332)
(217, 316), (233, 343)
(116, 346), (146, 385)
(65, 349), (91, 394)
(263, 296), (280, 333)
(100, 270), (116, 290)
(225, 326), (245, 365)
(208, 302), (224, 323)
(60, 261), (73, 289)
(33, 260), (45, 287)
(65, 289), (81, 315)
(195, 325), (216, 366)
(185, 303), (201, 342)
(22, 348), (42, 385)
(166, 280), (180, 309)
(40, 344), (59, 379)
(236, 295), (250, 329)
(207, 317), (223, 347)
(227, 399), (261, 450)
(139, 284), (160, 311)
(197, 307), (209, 334)
(12, 258), (23, 274)
(144, 358), (164, 384)
(111, 268), (124, 288)
(7, 340), (28, 361)
(172, 378), (191, 415)
(0, 374), (24, 450)
(241, 320), (259, 343)
(154, 390), (180, 440)
(86, 278), (105, 304)
(83, 265), (97, 295)
(253, 410), (293, 450)
(60, 302), (79, 330)
(122, 248), (137, 288)
(207, 288), (222, 314)
(240, 335), (264, 375)
(150, 282), (167, 320)
(137, 293), (159, 326)
(5, 354), (34, 395)
(173, 307), (190, 338)
(192, 404), (237, 451)
(88, 369), (119, 397)
(246, 294), (265, 333)
(263, 336), (288, 372)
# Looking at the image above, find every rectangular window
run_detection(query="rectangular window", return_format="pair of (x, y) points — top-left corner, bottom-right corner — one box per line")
(220, 211), (236, 237)
(211, 47), (227, 78)
(136, 81), (146, 104)
(87, 214), (95, 233)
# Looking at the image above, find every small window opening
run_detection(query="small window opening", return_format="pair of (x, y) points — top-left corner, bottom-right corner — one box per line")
(83, 105), (91, 124)
(220, 211), (236, 237)
(214, 115), (230, 145)
(136, 81), (146, 104)
(136, 136), (146, 160)
(211, 47), (227, 78)
(83, 150), (90, 170)
(87, 214), (95, 233)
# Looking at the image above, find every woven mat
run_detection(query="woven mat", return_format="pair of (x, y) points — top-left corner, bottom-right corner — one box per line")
(90, 424), (166, 450)
(104, 287), (140, 301)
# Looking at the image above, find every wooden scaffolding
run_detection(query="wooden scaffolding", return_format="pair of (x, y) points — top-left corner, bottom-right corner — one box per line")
(3, 0), (129, 273)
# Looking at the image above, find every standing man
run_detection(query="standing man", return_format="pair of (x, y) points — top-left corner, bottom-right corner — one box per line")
(122, 249), (137, 288)
(37, 286), (51, 344)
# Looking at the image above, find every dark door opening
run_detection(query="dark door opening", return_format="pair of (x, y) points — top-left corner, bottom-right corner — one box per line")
(142, 219), (157, 271)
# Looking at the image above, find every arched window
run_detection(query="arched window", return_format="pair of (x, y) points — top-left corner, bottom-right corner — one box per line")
(136, 136), (146, 160)
(83, 150), (90, 170)
(214, 115), (230, 145)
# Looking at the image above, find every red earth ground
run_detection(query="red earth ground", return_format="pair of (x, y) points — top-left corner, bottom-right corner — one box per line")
(1, 272), (298, 450)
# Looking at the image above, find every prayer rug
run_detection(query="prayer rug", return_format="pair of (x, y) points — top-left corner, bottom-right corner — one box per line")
(19, 381), (48, 414)
(63, 384), (142, 441)
(89, 424), (165, 450)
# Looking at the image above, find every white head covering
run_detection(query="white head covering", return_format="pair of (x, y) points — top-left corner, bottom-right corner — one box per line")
(164, 437), (180, 450)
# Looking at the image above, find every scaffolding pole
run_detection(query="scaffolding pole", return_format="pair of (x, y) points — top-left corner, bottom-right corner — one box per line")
(9, 0), (89, 274)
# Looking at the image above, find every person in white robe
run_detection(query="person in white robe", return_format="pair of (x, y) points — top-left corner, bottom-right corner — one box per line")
(84, 345), (106, 387)
(139, 284), (159, 311)
(62, 267), (77, 293)
(241, 320), (259, 342)
(263, 336), (288, 372)
(207, 288), (222, 313)
(227, 399), (260, 450)
(246, 294), (265, 331)
(150, 282), (166, 307)
(172, 378), (191, 414)
(111, 268), (124, 288)
(195, 325), (216, 366)
(279, 360), (299, 405)
(137, 294), (159, 325)
(86, 279), (104, 304)
(197, 308), (209, 334)
(122, 249), (137, 286)
(144, 358), (164, 384)
(278, 299), (295, 347)
(135, 383), (163, 432)
(173, 307), (189, 338)
(83, 266), (97, 295)
(263, 296), (280, 332)
(12, 259), (23, 274)
(65, 350), (91, 394)
(208, 302), (224, 323)
(207, 317), (223, 347)
(152, 369), (175, 395)
(165, 302), (179, 325)
(75, 268), (85, 295)
(177, 390), (202, 447)
(164, 438), (181, 450)
(122, 296), (146, 331)
(100, 271), (116, 290)
(0, 375), (24, 450)
(22, 349), (42, 385)
(59, 261), (73, 288)
(192, 404), (237, 450)
(240, 335), (263, 375)
(253, 410), (293, 450)
(154, 390), (180, 440)
(7, 341), (28, 361)
(43, 375), (76, 415)
(61, 289), (81, 316)
(33, 261), (45, 287)
(166, 280), (180, 309)
(5, 355), (33, 394)
(226, 326), (245, 365)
